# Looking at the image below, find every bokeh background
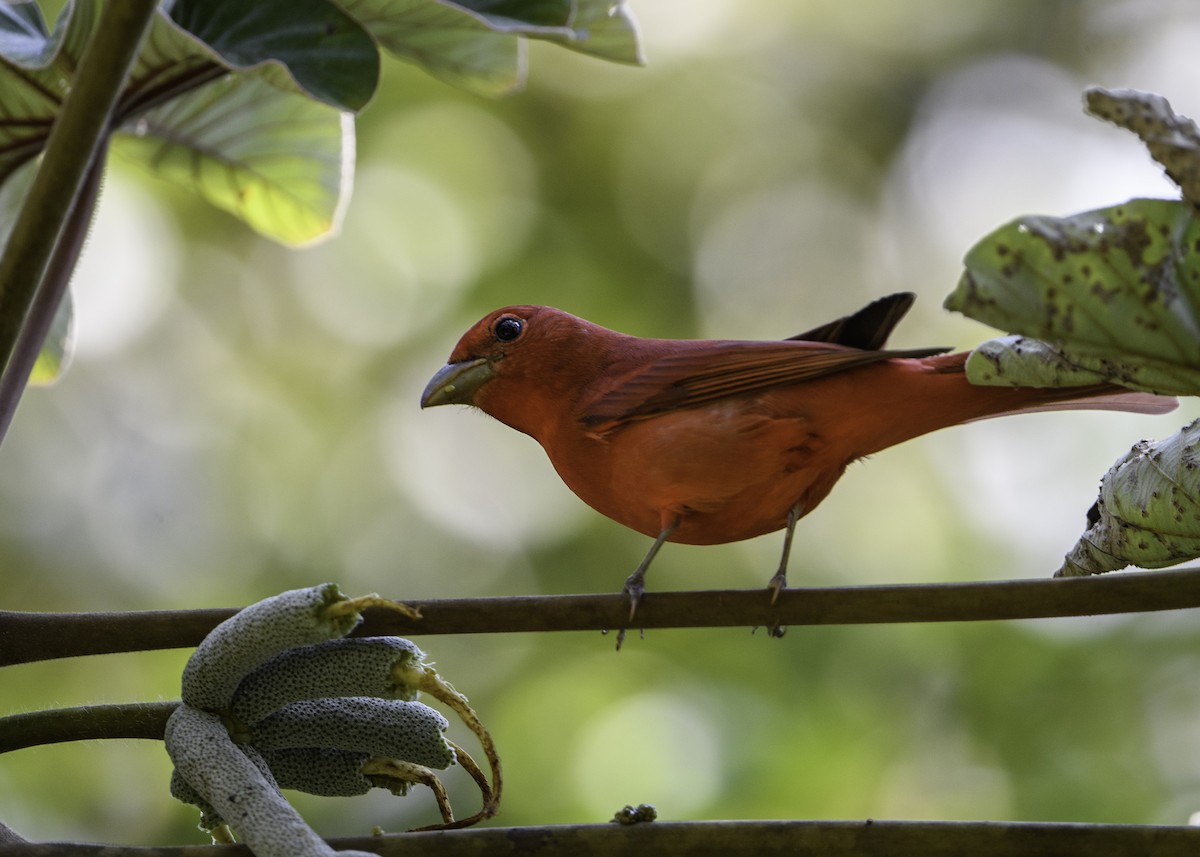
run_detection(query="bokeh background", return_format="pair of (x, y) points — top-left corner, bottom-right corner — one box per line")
(4, 0), (1200, 844)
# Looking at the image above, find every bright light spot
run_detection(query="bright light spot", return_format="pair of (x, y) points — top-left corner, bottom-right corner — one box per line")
(374, 103), (539, 273)
(877, 54), (1177, 289)
(632, 0), (740, 59)
(291, 166), (473, 347)
(379, 366), (585, 550)
(692, 181), (874, 338)
(571, 692), (722, 818)
(72, 174), (178, 357)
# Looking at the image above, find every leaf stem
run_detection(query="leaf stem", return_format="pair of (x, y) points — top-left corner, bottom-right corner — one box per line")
(0, 0), (158, 444)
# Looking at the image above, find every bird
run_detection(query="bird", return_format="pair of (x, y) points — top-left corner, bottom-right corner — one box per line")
(420, 293), (1175, 622)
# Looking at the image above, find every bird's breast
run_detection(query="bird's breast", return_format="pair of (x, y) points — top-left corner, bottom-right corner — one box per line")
(541, 399), (848, 545)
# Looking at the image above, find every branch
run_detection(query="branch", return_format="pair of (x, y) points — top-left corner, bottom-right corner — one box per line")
(0, 820), (1197, 856)
(0, 0), (158, 443)
(0, 702), (175, 754)
(2, 568), (1200, 666)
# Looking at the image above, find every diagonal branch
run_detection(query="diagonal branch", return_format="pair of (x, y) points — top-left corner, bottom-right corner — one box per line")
(2, 567), (1199, 667)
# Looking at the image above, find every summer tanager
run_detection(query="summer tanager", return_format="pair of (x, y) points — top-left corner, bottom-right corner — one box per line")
(420, 293), (1174, 613)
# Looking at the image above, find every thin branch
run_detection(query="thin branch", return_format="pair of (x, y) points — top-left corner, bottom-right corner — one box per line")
(2, 568), (1200, 667)
(0, 0), (158, 444)
(0, 820), (1198, 857)
(0, 702), (175, 754)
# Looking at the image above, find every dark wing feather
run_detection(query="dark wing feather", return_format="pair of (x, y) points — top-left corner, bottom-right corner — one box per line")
(786, 292), (916, 349)
(580, 341), (949, 431)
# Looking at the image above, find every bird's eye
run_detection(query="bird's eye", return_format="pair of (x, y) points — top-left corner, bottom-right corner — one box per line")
(494, 316), (524, 343)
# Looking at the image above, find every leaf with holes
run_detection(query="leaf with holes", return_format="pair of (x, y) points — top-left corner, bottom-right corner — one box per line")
(1085, 87), (1200, 209)
(1057, 418), (1200, 576)
(945, 198), (1200, 395)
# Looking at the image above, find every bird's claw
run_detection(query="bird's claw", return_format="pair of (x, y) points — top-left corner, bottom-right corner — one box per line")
(767, 571), (787, 605)
(622, 574), (645, 623)
(614, 575), (647, 651)
(766, 570), (788, 637)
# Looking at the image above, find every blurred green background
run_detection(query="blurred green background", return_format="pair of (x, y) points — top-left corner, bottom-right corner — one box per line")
(5, 0), (1200, 845)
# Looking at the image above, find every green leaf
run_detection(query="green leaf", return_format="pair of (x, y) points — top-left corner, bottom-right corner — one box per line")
(1057, 418), (1200, 576)
(963, 336), (1112, 388)
(0, 1), (97, 187)
(340, 0), (642, 97)
(536, 0), (644, 65)
(116, 75), (353, 247)
(449, 0), (643, 63)
(165, 0), (380, 112)
(30, 289), (72, 386)
(0, 0), (55, 66)
(1085, 87), (1200, 209)
(342, 0), (530, 96)
(945, 198), (1200, 395)
(0, 153), (72, 385)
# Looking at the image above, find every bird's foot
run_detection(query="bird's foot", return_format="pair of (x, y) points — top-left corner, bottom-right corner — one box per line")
(615, 574), (646, 651)
(766, 571), (787, 637)
(623, 571), (646, 623)
(767, 570), (787, 605)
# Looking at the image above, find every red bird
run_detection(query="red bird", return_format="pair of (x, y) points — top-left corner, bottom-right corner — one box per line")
(421, 294), (1173, 614)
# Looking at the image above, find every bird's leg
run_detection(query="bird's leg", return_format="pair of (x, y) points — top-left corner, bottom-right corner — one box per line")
(622, 516), (680, 622)
(767, 501), (802, 605)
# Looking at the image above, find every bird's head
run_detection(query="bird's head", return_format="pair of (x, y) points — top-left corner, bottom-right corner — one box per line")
(420, 305), (607, 434)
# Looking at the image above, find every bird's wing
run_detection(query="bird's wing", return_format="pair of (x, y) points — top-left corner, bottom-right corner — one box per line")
(579, 341), (949, 431)
(786, 292), (915, 349)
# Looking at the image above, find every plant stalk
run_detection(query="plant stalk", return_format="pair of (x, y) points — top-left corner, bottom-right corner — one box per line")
(0, 0), (158, 444)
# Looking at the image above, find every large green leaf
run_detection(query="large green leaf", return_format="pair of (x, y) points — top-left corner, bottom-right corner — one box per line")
(1057, 418), (1200, 576)
(1, 0), (640, 246)
(165, 0), (380, 111)
(945, 198), (1200, 395)
(116, 75), (352, 247)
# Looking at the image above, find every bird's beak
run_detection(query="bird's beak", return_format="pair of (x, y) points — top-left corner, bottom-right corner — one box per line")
(420, 357), (494, 408)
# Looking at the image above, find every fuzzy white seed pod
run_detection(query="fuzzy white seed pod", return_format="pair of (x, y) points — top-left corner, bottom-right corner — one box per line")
(181, 585), (419, 713)
(170, 768), (225, 833)
(252, 697), (454, 770)
(232, 637), (426, 727)
(165, 704), (375, 857)
(182, 584), (355, 713)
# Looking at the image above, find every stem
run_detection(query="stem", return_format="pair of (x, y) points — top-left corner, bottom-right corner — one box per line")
(0, 142), (106, 441)
(2, 567), (1199, 666)
(0, 0), (158, 444)
(0, 701), (176, 754)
